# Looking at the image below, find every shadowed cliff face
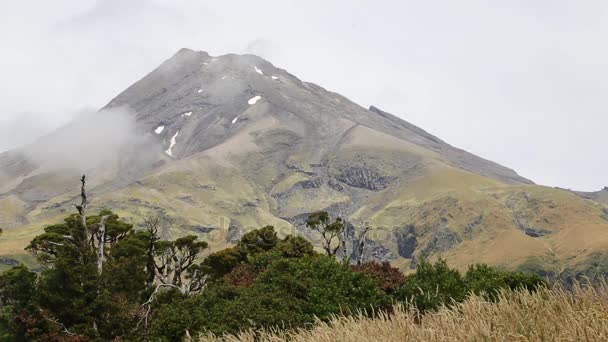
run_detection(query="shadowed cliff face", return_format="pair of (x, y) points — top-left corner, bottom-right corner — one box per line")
(2, 48), (608, 274)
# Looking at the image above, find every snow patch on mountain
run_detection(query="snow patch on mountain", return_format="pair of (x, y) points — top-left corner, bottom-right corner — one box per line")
(154, 125), (165, 134)
(182, 112), (192, 117)
(254, 66), (263, 75)
(232, 117), (238, 124)
(248, 96), (262, 105)
(165, 131), (179, 157)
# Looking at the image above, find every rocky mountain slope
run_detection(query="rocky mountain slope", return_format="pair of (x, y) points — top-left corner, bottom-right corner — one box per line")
(1, 48), (607, 274)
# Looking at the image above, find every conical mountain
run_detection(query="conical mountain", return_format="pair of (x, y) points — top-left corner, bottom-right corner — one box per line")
(1, 49), (607, 275)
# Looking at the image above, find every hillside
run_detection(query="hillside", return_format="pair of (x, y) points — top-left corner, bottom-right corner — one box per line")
(1, 48), (608, 274)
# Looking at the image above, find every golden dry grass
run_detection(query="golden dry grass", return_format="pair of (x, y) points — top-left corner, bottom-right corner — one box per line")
(199, 284), (608, 342)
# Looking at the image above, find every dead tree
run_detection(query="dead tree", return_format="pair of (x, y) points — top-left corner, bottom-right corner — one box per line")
(339, 221), (372, 265)
(74, 175), (90, 245)
(142, 216), (162, 289)
(96, 215), (110, 274)
(70, 175), (119, 275)
(355, 226), (372, 265)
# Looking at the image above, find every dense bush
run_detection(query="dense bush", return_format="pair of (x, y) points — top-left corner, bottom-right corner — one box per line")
(393, 259), (467, 311)
(393, 259), (547, 311)
(0, 209), (548, 341)
(151, 254), (389, 338)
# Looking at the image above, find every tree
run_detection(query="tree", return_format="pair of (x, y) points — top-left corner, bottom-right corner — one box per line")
(3, 176), (206, 339)
(153, 235), (208, 294)
(306, 211), (345, 256)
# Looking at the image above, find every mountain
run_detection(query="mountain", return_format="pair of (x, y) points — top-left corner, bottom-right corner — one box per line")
(574, 187), (608, 205)
(1, 48), (608, 274)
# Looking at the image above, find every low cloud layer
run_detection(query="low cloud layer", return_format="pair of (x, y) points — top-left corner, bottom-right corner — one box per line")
(22, 107), (161, 177)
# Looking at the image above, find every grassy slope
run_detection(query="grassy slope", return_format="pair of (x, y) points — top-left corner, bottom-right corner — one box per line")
(1, 140), (607, 275)
(355, 166), (608, 271)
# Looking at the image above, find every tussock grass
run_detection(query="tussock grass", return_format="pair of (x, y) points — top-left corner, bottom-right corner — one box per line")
(199, 284), (608, 342)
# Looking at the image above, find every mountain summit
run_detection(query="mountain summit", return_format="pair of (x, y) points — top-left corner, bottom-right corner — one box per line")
(1, 49), (607, 273)
(106, 48), (531, 184)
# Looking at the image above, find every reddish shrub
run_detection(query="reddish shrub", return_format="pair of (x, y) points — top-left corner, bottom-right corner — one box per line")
(223, 264), (258, 287)
(352, 262), (406, 293)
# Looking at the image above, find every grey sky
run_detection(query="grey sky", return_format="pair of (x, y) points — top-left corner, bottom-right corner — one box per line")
(1, 0), (606, 191)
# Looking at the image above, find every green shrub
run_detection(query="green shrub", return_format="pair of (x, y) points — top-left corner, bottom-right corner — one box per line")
(276, 235), (315, 258)
(393, 259), (466, 311)
(151, 255), (389, 338)
(201, 247), (246, 279)
(238, 226), (279, 256)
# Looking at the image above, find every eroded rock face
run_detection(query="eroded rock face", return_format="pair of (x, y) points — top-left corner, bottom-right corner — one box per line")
(190, 226), (216, 234)
(524, 227), (552, 238)
(395, 226), (417, 259)
(348, 238), (394, 263)
(300, 178), (323, 189)
(0, 257), (19, 267)
(602, 208), (608, 222)
(514, 217), (552, 238)
(419, 223), (462, 259)
(226, 221), (242, 243)
(464, 215), (483, 238)
(337, 166), (391, 190)
(327, 179), (344, 191)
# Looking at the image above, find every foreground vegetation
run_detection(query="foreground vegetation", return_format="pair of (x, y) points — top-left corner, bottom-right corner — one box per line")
(200, 284), (608, 342)
(0, 177), (548, 341)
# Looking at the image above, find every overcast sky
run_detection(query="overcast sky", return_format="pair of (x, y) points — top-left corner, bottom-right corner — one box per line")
(1, 0), (606, 191)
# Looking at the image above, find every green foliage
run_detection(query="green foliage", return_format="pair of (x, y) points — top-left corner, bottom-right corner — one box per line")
(466, 264), (546, 300)
(152, 255), (389, 338)
(276, 235), (315, 258)
(0, 265), (42, 342)
(223, 264), (258, 287)
(306, 211), (331, 229)
(0, 265), (36, 307)
(0, 200), (549, 341)
(201, 247), (246, 279)
(238, 225), (278, 255)
(256, 256), (390, 319)
(394, 259), (466, 311)
(306, 211), (345, 235)
(305, 211), (345, 256)
(393, 260), (547, 312)
(0, 210), (154, 340)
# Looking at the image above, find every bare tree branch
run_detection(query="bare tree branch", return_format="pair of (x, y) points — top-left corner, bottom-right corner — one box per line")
(39, 309), (77, 336)
(357, 226), (372, 266)
(74, 174), (90, 245)
(97, 215), (110, 274)
(137, 283), (184, 329)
